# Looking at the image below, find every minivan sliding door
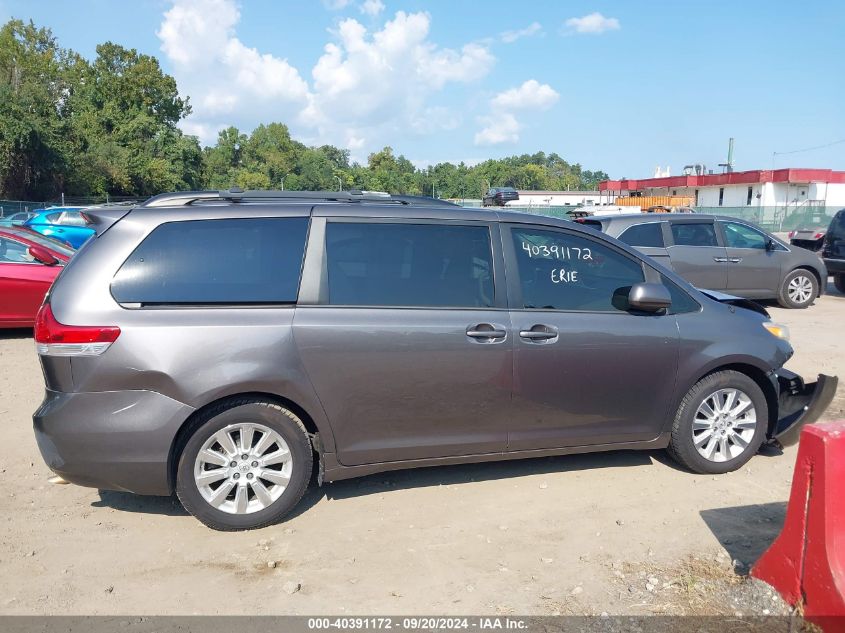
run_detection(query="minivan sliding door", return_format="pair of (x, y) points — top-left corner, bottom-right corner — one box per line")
(294, 218), (512, 466)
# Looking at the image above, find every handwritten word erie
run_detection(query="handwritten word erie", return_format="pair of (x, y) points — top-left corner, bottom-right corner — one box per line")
(551, 269), (578, 284)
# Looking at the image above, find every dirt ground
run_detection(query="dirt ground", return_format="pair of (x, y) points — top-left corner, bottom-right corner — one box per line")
(1, 282), (843, 617)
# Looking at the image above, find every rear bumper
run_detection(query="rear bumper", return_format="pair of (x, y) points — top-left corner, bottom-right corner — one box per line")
(822, 257), (845, 274)
(771, 371), (839, 447)
(33, 389), (194, 495)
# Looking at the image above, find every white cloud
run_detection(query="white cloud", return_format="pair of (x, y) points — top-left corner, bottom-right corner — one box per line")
(323, 0), (352, 10)
(159, 2), (495, 148)
(474, 112), (520, 146)
(500, 22), (542, 43)
(564, 12), (620, 35)
(157, 0), (310, 144)
(305, 10), (493, 144)
(359, 0), (384, 16)
(474, 80), (559, 146)
(491, 79), (558, 110)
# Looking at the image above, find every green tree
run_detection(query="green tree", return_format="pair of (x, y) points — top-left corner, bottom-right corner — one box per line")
(0, 20), (76, 198)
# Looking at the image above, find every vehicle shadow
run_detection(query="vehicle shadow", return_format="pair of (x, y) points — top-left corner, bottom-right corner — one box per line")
(92, 449), (663, 521)
(291, 449), (664, 520)
(93, 490), (189, 517)
(699, 502), (787, 574)
(0, 327), (33, 340)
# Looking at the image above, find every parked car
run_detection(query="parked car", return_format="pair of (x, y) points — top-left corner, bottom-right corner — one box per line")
(580, 214), (827, 309)
(24, 207), (95, 249)
(0, 225), (72, 328)
(821, 208), (845, 293)
(787, 209), (833, 252)
(0, 211), (38, 227)
(33, 190), (836, 530)
(483, 187), (519, 206)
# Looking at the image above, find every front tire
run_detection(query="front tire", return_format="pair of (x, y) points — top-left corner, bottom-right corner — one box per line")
(667, 371), (767, 474)
(777, 269), (818, 309)
(175, 399), (313, 531)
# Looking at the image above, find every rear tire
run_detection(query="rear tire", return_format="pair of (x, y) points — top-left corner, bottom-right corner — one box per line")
(175, 399), (313, 531)
(777, 269), (818, 309)
(667, 370), (767, 474)
(835, 273), (845, 294)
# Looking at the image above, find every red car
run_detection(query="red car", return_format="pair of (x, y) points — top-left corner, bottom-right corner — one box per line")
(0, 226), (73, 328)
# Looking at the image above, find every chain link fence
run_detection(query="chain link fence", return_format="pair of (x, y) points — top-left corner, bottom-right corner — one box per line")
(0, 196), (141, 219)
(696, 206), (842, 232)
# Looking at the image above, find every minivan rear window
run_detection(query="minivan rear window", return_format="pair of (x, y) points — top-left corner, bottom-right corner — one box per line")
(325, 222), (494, 308)
(111, 217), (309, 305)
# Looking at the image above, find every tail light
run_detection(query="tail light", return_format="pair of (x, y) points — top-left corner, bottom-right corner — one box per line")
(34, 303), (120, 356)
(788, 231), (796, 239)
(814, 232), (825, 240)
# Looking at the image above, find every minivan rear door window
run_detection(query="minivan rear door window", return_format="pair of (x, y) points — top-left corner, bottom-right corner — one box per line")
(111, 217), (309, 305)
(618, 222), (665, 248)
(324, 222), (494, 308)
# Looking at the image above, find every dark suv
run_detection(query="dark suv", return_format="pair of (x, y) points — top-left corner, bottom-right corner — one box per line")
(33, 190), (836, 530)
(822, 208), (845, 293)
(483, 187), (519, 207)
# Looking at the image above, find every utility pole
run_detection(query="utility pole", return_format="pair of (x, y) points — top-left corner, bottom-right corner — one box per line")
(335, 175), (342, 191)
(281, 173), (289, 191)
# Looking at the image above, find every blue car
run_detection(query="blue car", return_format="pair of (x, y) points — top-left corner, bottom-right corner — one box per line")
(24, 207), (95, 249)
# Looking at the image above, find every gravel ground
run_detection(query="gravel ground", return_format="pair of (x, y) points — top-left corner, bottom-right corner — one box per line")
(0, 281), (843, 616)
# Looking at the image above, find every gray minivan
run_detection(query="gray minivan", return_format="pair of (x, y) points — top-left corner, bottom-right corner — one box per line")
(33, 191), (836, 530)
(580, 214), (827, 309)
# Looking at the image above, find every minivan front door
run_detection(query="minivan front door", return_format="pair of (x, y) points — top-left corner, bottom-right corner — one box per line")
(666, 220), (728, 290)
(504, 224), (680, 450)
(294, 218), (512, 466)
(719, 220), (783, 297)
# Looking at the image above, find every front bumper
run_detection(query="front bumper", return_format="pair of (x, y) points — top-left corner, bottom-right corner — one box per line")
(770, 371), (839, 447)
(33, 389), (195, 495)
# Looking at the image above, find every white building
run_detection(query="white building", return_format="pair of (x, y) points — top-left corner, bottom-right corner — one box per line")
(599, 168), (845, 219)
(505, 190), (612, 208)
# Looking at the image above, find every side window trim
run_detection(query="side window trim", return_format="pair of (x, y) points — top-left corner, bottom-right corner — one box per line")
(312, 217), (507, 311)
(502, 223), (647, 313)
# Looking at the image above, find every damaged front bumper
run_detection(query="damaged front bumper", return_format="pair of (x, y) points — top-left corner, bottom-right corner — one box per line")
(770, 370), (839, 447)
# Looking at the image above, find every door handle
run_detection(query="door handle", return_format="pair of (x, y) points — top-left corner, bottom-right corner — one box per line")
(729, 257), (743, 263)
(713, 257), (728, 262)
(519, 325), (558, 341)
(466, 324), (506, 339)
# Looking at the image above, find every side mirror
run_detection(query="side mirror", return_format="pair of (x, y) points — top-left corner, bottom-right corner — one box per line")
(766, 238), (777, 251)
(29, 245), (58, 266)
(628, 282), (672, 312)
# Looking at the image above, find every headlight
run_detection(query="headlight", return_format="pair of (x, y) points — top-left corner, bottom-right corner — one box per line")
(763, 321), (790, 341)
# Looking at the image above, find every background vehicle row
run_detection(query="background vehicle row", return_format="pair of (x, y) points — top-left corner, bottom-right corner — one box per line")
(581, 214), (827, 308)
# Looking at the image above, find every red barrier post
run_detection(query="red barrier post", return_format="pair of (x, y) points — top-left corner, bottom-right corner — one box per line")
(752, 420), (845, 628)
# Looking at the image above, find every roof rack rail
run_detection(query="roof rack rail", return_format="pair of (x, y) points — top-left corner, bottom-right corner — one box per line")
(139, 189), (460, 208)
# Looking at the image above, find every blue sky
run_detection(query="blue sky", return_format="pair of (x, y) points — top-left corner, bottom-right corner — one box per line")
(2, 0), (844, 178)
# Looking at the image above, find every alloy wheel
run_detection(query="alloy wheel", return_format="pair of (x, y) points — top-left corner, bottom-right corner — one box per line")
(692, 388), (757, 462)
(193, 422), (293, 514)
(787, 274), (813, 304)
